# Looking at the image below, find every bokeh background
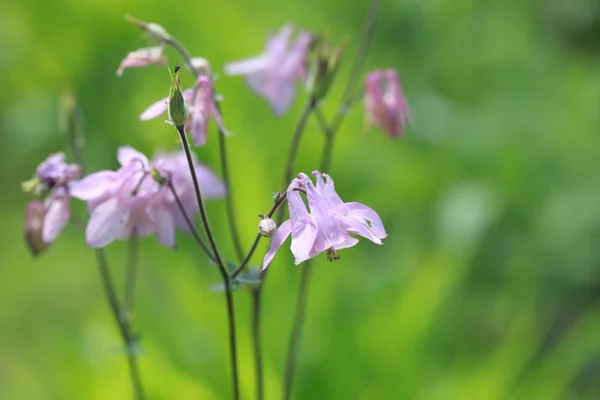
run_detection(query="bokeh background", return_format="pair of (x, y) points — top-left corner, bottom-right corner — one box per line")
(2, 0), (600, 398)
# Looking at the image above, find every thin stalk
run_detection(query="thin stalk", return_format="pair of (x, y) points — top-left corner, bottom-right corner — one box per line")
(251, 289), (264, 400)
(282, 265), (312, 400)
(164, 179), (215, 262)
(164, 30), (245, 262)
(63, 91), (145, 400)
(175, 125), (239, 400)
(218, 122), (244, 261)
(123, 231), (139, 313)
(229, 191), (288, 280)
(95, 250), (145, 400)
(282, 1), (381, 398)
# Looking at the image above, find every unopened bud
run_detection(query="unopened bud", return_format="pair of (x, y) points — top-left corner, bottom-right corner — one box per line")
(24, 202), (48, 257)
(258, 217), (277, 237)
(168, 64), (189, 128)
(306, 37), (343, 100)
(126, 15), (170, 42)
(187, 57), (212, 76)
(150, 168), (167, 185)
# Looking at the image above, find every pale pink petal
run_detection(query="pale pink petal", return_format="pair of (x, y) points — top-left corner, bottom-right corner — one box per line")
(118, 146), (149, 168)
(140, 96), (169, 120)
(116, 46), (167, 77)
(290, 214), (318, 264)
(345, 202), (387, 239)
(70, 171), (118, 200)
(42, 197), (70, 243)
(196, 164), (226, 198)
(190, 110), (208, 147)
(148, 203), (176, 248)
(337, 215), (382, 245)
(262, 220), (292, 270)
(224, 55), (270, 75)
(86, 198), (130, 248)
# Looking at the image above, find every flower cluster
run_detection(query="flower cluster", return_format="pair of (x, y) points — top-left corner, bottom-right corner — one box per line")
(263, 171), (387, 269)
(23, 153), (81, 255)
(71, 146), (225, 248)
(24, 147), (224, 252)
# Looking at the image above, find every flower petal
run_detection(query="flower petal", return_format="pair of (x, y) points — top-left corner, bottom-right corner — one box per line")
(117, 146), (149, 168)
(42, 197), (70, 243)
(149, 203), (176, 248)
(262, 219), (292, 270)
(345, 202), (387, 239)
(140, 96), (169, 120)
(224, 55), (270, 75)
(69, 171), (118, 200)
(86, 198), (130, 248)
(290, 214), (318, 264)
(338, 215), (383, 245)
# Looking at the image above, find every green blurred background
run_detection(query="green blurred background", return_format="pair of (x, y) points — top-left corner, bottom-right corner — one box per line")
(2, 0), (600, 398)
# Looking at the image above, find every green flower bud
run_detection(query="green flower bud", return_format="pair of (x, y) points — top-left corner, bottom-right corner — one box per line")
(168, 64), (189, 129)
(306, 38), (343, 101)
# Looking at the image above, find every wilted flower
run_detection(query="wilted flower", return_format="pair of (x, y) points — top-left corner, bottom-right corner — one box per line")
(22, 153), (81, 254)
(116, 45), (167, 77)
(70, 146), (224, 248)
(262, 171), (387, 269)
(364, 69), (409, 138)
(223, 24), (313, 114)
(139, 75), (229, 146)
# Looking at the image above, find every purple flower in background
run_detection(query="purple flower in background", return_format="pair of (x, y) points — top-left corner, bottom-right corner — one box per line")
(223, 24), (313, 115)
(23, 153), (81, 254)
(263, 171), (387, 269)
(139, 75), (229, 146)
(364, 69), (409, 138)
(70, 146), (224, 248)
(116, 45), (167, 77)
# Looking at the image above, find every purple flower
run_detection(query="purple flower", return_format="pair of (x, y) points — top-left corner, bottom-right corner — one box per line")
(139, 75), (229, 146)
(116, 45), (167, 77)
(263, 171), (387, 269)
(364, 69), (409, 138)
(23, 153), (80, 254)
(223, 24), (313, 114)
(70, 146), (224, 248)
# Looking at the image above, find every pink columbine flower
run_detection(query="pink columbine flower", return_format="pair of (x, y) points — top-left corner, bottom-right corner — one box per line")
(70, 146), (224, 248)
(23, 153), (81, 254)
(262, 171), (387, 269)
(139, 75), (229, 146)
(223, 24), (313, 115)
(116, 45), (167, 77)
(364, 69), (409, 138)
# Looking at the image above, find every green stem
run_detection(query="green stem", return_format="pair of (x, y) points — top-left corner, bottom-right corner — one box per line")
(281, 1), (381, 398)
(175, 125), (239, 400)
(251, 289), (264, 400)
(63, 91), (145, 400)
(124, 231), (139, 313)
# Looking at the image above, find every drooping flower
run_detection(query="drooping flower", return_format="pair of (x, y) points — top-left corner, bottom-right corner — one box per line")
(223, 24), (314, 114)
(364, 69), (409, 138)
(70, 146), (224, 248)
(139, 75), (229, 146)
(22, 153), (81, 254)
(116, 45), (167, 77)
(263, 171), (387, 269)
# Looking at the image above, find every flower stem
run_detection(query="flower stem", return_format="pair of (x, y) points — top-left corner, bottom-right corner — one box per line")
(164, 179), (215, 261)
(63, 90), (145, 400)
(123, 231), (139, 313)
(251, 289), (264, 400)
(164, 32), (245, 262)
(282, 264), (312, 400)
(217, 113), (244, 261)
(95, 250), (146, 400)
(281, 1), (381, 398)
(175, 125), (239, 400)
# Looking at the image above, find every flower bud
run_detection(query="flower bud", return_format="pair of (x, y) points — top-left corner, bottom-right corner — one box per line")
(306, 37), (343, 100)
(258, 217), (277, 237)
(125, 15), (170, 42)
(168, 64), (189, 128)
(187, 57), (212, 76)
(24, 202), (48, 256)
